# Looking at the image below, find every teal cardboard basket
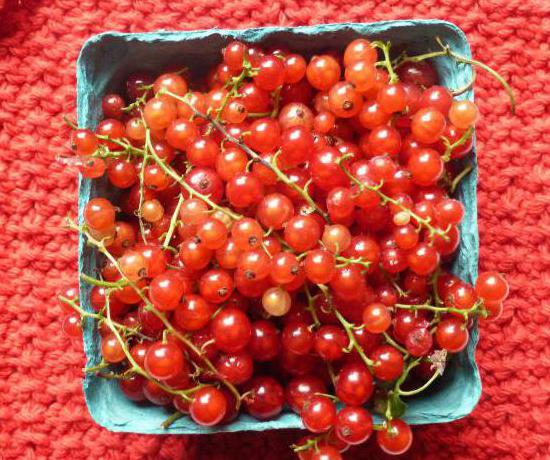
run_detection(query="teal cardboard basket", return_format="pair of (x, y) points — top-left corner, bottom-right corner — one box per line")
(77, 20), (480, 434)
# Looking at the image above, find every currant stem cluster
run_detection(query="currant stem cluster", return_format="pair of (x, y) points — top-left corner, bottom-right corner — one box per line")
(160, 89), (330, 223)
(395, 36), (516, 113)
(66, 218), (242, 408)
(336, 154), (451, 241)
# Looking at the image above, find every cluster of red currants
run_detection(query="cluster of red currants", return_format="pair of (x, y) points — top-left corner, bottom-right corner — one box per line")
(60, 37), (511, 459)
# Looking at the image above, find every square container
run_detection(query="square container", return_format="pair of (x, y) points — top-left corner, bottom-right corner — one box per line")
(77, 20), (480, 434)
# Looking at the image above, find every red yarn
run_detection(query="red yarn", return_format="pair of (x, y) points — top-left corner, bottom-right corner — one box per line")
(0, 1), (549, 459)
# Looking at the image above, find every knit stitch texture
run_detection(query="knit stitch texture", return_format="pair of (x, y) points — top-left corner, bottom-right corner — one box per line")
(0, 1), (549, 459)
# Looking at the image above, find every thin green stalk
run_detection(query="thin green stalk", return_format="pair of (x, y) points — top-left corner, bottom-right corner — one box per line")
(383, 332), (408, 355)
(394, 357), (421, 395)
(136, 127), (151, 243)
(270, 87), (282, 118)
(398, 370), (442, 397)
(304, 284), (321, 329)
(59, 295), (100, 320)
(394, 300), (482, 320)
(373, 41), (399, 83)
(394, 49), (448, 67)
(441, 127), (474, 162)
(59, 294), (152, 341)
(216, 69), (249, 120)
(161, 411), (185, 429)
(439, 38), (516, 114)
(451, 69), (476, 96)
(396, 38), (515, 113)
(102, 294), (199, 401)
(80, 273), (126, 289)
(335, 255), (371, 270)
(451, 163), (473, 194)
(95, 135), (145, 156)
(162, 193), (184, 249)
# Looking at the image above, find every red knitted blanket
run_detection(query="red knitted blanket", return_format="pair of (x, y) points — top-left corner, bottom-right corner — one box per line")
(0, 1), (548, 458)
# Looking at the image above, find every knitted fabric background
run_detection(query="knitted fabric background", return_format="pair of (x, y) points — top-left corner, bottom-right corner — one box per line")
(0, 0), (549, 459)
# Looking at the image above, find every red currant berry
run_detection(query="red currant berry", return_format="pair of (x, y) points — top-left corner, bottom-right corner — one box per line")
(189, 387), (227, 426)
(405, 327), (433, 357)
(335, 363), (373, 406)
(284, 215), (322, 252)
(173, 294), (215, 331)
(335, 406), (373, 445)
(435, 317), (469, 352)
(475, 271), (509, 303)
(211, 307), (252, 353)
(144, 341), (186, 381)
(286, 375), (327, 414)
(216, 351), (254, 385)
(376, 419), (413, 455)
(369, 345), (404, 381)
(254, 55), (286, 91)
(249, 320), (280, 362)
(243, 376), (285, 420)
(362, 302), (391, 334)
(306, 55), (341, 91)
(314, 325), (348, 361)
(301, 395), (337, 433)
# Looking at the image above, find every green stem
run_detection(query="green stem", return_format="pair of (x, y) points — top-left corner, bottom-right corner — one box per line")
(441, 39), (516, 114)
(382, 332), (408, 355)
(136, 127), (150, 243)
(216, 69), (249, 120)
(397, 38), (516, 114)
(335, 255), (371, 270)
(161, 411), (185, 429)
(451, 163), (473, 194)
(326, 361), (337, 387)
(270, 87), (282, 118)
(398, 369), (442, 397)
(429, 268), (443, 307)
(59, 295), (99, 320)
(95, 135), (145, 156)
(84, 361), (110, 373)
(441, 127), (473, 162)
(80, 273), (126, 289)
(394, 49), (448, 67)
(382, 358), (422, 421)
(63, 116), (78, 130)
(382, 271), (408, 298)
(373, 41), (399, 83)
(394, 300), (482, 320)
(304, 284), (321, 329)
(59, 293), (152, 341)
(102, 294), (197, 401)
(451, 69), (476, 96)
(247, 111), (271, 118)
(162, 193), (184, 249)
(313, 392), (340, 402)
(121, 85), (152, 113)
(292, 437), (320, 453)
(394, 357), (422, 394)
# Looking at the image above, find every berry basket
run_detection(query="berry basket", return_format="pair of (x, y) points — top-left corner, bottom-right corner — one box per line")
(77, 20), (479, 434)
